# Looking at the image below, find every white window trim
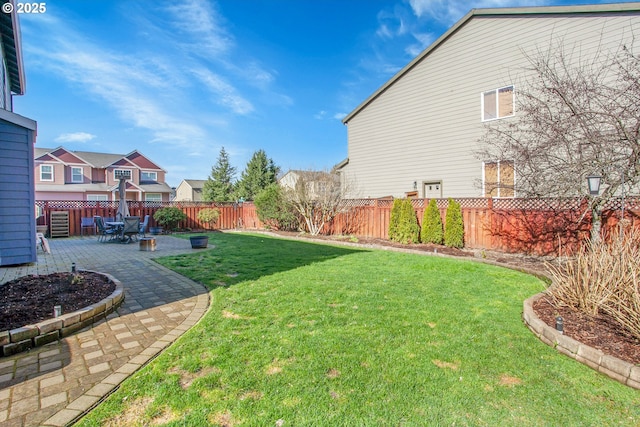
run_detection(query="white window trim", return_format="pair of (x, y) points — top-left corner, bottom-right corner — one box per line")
(40, 164), (53, 181)
(71, 166), (83, 183)
(113, 169), (132, 180)
(145, 193), (162, 202)
(87, 194), (109, 201)
(481, 85), (515, 122)
(141, 171), (157, 181)
(482, 160), (517, 198)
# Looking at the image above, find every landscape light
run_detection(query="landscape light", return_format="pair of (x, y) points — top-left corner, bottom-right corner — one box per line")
(586, 175), (602, 196)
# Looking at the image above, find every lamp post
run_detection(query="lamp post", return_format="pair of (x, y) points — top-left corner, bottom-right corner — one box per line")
(586, 174), (602, 243)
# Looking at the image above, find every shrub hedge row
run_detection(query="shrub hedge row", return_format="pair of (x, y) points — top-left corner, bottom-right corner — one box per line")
(388, 198), (464, 248)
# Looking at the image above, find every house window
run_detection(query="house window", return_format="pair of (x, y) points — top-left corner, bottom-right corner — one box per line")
(483, 161), (515, 197)
(113, 169), (132, 180)
(145, 193), (162, 202)
(71, 167), (83, 183)
(482, 86), (514, 121)
(87, 194), (108, 201)
(40, 165), (53, 181)
(141, 171), (157, 181)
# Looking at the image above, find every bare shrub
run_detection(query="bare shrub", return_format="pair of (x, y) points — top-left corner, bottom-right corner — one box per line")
(546, 225), (640, 339)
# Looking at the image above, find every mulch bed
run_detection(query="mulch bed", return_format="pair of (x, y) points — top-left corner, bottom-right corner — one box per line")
(0, 271), (115, 331)
(533, 295), (640, 365)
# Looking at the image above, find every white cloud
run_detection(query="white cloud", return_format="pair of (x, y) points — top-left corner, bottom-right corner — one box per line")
(333, 112), (347, 120)
(21, 13), (211, 148)
(54, 132), (96, 143)
(408, 0), (546, 24)
(192, 68), (254, 115)
(165, 0), (233, 56)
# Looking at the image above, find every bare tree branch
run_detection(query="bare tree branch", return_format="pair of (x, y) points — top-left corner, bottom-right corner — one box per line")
(477, 38), (640, 241)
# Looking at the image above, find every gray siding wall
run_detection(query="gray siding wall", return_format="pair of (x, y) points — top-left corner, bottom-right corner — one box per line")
(0, 120), (36, 265)
(344, 13), (640, 199)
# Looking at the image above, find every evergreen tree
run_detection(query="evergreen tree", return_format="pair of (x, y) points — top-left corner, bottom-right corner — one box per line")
(235, 150), (279, 201)
(202, 147), (237, 202)
(396, 199), (420, 244)
(421, 199), (444, 245)
(388, 199), (403, 241)
(444, 198), (464, 248)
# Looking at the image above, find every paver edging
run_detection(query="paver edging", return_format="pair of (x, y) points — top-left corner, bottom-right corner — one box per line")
(62, 288), (211, 427)
(523, 292), (639, 390)
(0, 270), (124, 357)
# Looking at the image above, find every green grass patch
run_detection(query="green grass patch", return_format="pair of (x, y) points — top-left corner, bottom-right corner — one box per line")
(78, 233), (640, 426)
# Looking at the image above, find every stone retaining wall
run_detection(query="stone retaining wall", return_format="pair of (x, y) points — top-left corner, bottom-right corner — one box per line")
(523, 293), (640, 390)
(0, 271), (124, 357)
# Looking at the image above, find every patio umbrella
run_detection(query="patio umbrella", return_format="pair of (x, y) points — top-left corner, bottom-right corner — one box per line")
(116, 178), (130, 221)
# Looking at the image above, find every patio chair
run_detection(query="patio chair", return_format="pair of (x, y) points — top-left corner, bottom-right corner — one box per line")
(80, 217), (96, 236)
(95, 216), (117, 242)
(121, 216), (141, 243)
(138, 214), (150, 237)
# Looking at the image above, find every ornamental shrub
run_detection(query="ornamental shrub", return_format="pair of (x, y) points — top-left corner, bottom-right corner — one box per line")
(396, 199), (420, 244)
(254, 184), (298, 231)
(197, 208), (220, 230)
(388, 199), (403, 241)
(421, 199), (443, 244)
(444, 198), (464, 248)
(153, 207), (187, 231)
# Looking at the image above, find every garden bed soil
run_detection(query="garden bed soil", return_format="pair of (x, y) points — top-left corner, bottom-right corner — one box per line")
(0, 271), (115, 331)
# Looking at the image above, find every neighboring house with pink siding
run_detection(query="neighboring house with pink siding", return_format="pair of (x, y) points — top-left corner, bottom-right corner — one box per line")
(34, 146), (173, 201)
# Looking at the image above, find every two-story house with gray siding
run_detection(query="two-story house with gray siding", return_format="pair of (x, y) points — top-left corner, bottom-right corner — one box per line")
(0, 2), (39, 266)
(34, 147), (173, 202)
(338, 3), (640, 199)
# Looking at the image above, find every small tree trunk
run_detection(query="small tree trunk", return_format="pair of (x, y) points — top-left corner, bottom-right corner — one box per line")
(591, 204), (602, 243)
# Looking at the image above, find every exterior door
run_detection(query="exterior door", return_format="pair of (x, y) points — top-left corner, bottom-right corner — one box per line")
(423, 181), (442, 199)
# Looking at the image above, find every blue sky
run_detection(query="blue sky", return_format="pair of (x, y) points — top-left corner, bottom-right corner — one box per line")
(14, 0), (633, 187)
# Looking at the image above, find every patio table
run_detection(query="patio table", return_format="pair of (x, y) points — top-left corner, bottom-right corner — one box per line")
(105, 221), (124, 241)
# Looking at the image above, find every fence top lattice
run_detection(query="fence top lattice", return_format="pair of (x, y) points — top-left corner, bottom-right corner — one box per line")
(35, 200), (239, 209)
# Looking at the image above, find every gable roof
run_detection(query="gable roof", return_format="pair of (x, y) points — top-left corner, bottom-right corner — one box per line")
(342, 2), (640, 124)
(184, 179), (206, 189)
(34, 147), (166, 171)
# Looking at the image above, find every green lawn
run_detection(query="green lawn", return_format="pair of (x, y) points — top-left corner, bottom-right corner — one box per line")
(78, 233), (640, 426)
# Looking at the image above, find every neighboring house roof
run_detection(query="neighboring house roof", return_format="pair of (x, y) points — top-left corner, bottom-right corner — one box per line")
(334, 158), (348, 171)
(35, 183), (112, 193)
(34, 147), (166, 171)
(0, 2), (25, 95)
(342, 2), (640, 124)
(278, 170), (338, 186)
(184, 179), (206, 189)
(138, 182), (173, 193)
(36, 182), (172, 193)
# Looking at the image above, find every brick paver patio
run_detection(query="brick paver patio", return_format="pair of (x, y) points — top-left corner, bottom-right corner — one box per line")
(0, 235), (210, 426)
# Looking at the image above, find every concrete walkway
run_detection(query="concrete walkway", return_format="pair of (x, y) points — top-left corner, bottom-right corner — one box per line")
(0, 235), (210, 426)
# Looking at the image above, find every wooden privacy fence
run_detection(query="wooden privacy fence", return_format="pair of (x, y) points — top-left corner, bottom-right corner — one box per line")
(36, 197), (640, 256)
(35, 201), (244, 236)
(327, 197), (640, 255)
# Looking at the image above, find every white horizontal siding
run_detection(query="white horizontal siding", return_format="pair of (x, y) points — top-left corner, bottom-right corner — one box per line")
(345, 12), (640, 198)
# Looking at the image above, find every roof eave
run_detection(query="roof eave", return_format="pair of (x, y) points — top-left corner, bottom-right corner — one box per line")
(0, 3), (26, 95)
